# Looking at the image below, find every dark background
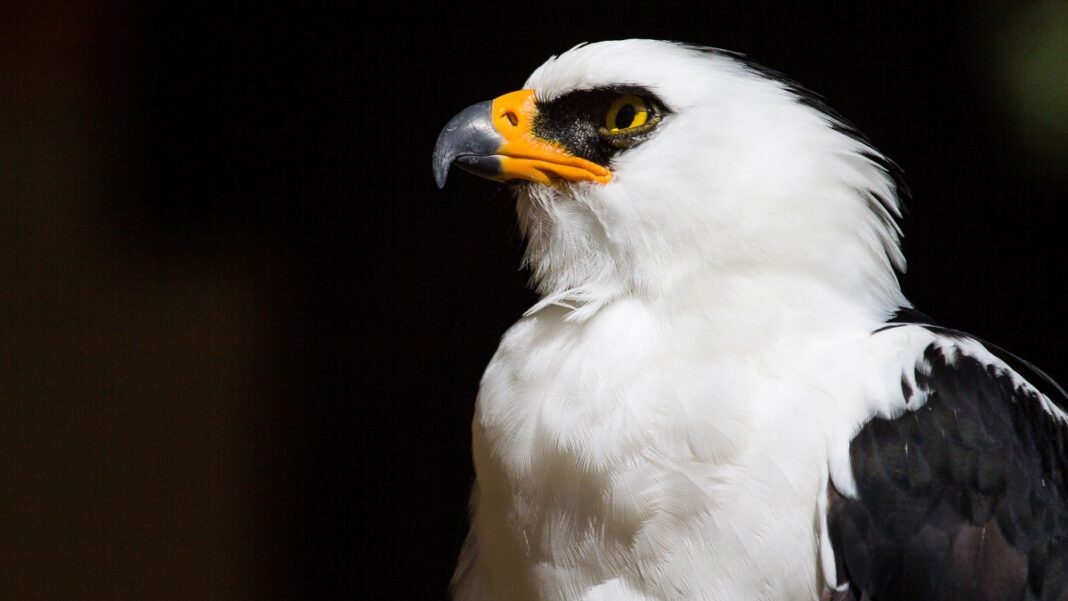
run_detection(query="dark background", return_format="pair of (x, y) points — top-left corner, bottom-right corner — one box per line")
(4, 1), (1067, 599)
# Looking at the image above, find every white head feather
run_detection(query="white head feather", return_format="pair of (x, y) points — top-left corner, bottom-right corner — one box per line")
(514, 40), (907, 323)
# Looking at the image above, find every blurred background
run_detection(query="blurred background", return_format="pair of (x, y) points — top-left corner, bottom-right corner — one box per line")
(3, 1), (1067, 599)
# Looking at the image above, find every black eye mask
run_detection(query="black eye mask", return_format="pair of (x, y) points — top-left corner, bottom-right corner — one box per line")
(532, 86), (670, 167)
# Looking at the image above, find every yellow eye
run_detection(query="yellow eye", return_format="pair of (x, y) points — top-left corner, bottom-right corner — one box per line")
(604, 95), (650, 133)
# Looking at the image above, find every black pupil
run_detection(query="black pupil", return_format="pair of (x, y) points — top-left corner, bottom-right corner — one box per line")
(614, 103), (637, 129)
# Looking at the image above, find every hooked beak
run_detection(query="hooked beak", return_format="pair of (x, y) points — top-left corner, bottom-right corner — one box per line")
(432, 90), (612, 188)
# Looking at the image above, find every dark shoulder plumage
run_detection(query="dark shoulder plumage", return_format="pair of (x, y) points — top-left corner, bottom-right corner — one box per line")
(827, 329), (1068, 601)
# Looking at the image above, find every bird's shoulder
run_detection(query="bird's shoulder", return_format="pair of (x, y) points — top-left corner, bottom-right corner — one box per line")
(824, 315), (1068, 601)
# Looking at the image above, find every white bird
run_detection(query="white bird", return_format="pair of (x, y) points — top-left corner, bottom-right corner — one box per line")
(432, 39), (1068, 601)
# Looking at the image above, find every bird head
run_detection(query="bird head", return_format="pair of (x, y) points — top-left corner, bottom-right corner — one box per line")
(434, 40), (907, 321)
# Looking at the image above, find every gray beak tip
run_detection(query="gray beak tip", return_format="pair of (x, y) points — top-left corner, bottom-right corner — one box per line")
(431, 100), (501, 190)
(432, 162), (449, 189)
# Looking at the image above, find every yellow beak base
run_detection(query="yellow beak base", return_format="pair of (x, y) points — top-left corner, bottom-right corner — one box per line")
(490, 90), (612, 185)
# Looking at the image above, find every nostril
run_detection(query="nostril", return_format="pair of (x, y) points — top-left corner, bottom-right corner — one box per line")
(504, 111), (519, 127)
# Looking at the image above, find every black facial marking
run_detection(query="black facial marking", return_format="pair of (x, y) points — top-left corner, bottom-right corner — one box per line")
(532, 86), (668, 167)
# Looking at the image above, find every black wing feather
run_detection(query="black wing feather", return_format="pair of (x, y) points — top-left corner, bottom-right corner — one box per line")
(827, 339), (1068, 601)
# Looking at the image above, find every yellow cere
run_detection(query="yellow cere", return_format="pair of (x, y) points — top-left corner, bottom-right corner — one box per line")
(605, 95), (649, 133)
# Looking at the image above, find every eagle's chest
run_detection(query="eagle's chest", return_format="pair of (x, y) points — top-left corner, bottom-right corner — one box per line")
(469, 304), (828, 600)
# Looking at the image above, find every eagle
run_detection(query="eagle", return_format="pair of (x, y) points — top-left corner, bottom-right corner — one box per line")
(431, 39), (1068, 601)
